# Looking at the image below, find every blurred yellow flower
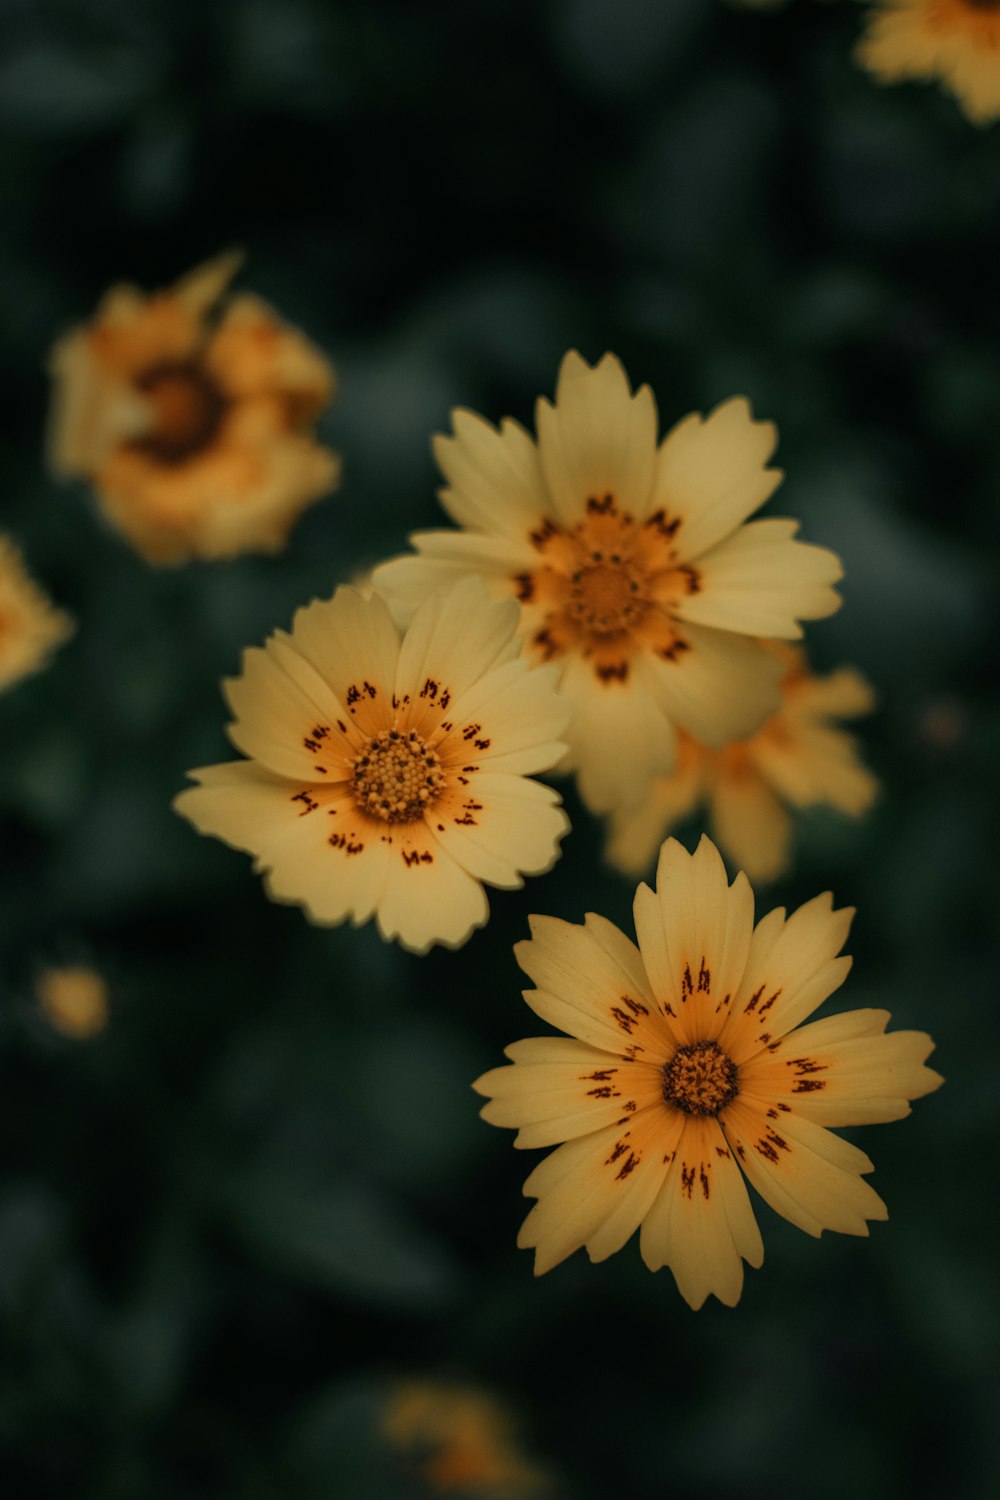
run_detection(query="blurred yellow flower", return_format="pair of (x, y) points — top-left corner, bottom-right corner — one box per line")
(474, 837), (941, 1309)
(384, 1382), (549, 1496)
(373, 351), (842, 815)
(49, 253), (339, 564)
(36, 966), (109, 1040)
(174, 577), (570, 954)
(856, 0), (1000, 124)
(607, 646), (879, 883)
(0, 536), (74, 693)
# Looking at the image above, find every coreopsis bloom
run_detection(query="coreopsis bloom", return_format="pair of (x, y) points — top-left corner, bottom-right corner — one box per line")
(0, 536), (74, 693)
(372, 352), (842, 815)
(36, 966), (109, 1040)
(49, 253), (339, 564)
(607, 646), (880, 883)
(856, 0), (1000, 125)
(383, 1382), (550, 1496)
(474, 837), (941, 1309)
(174, 577), (570, 954)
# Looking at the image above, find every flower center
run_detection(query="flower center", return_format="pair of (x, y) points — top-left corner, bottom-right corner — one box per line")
(565, 557), (649, 637)
(132, 359), (228, 464)
(351, 728), (445, 823)
(661, 1041), (739, 1116)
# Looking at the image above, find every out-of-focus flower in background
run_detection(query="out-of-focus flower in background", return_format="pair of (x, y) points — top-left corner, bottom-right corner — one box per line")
(36, 965), (109, 1040)
(374, 351), (843, 817)
(48, 253), (339, 564)
(174, 576), (570, 954)
(606, 645), (879, 883)
(475, 837), (941, 1309)
(383, 1380), (551, 1496)
(0, 534), (74, 693)
(856, 0), (1000, 125)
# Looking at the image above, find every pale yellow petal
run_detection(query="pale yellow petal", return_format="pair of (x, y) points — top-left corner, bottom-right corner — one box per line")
(650, 396), (782, 563)
(474, 1042), (665, 1148)
(515, 914), (668, 1061)
(536, 351), (657, 527)
(638, 1116), (763, 1309)
(433, 409), (555, 540)
(394, 576), (521, 736)
(740, 1010), (942, 1126)
(672, 519), (843, 640)
(556, 651), (679, 814)
(751, 721), (880, 818)
(604, 739), (706, 878)
(722, 1099), (887, 1238)
(375, 821), (489, 953)
(431, 773), (568, 890)
(632, 836), (755, 1046)
(708, 770), (794, 885)
(289, 587), (401, 738)
(638, 621), (784, 748)
(436, 658), (568, 777)
(223, 638), (354, 782)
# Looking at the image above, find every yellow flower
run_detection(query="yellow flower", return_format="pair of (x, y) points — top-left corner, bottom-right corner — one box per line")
(0, 535), (74, 693)
(607, 646), (880, 883)
(383, 1381), (549, 1496)
(373, 352), (842, 815)
(174, 577), (570, 954)
(37, 966), (109, 1040)
(856, 0), (1000, 125)
(474, 837), (941, 1309)
(49, 253), (339, 564)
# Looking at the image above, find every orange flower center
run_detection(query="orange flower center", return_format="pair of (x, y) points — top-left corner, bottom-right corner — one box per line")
(352, 728), (445, 823)
(662, 1040), (739, 1116)
(132, 359), (228, 465)
(516, 496), (699, 682)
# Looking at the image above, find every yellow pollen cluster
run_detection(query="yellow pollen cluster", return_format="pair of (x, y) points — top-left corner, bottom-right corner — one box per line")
(565, 555), (649, 637)
(662, 1040), (739, 1117)
(352, 728), (445, 823)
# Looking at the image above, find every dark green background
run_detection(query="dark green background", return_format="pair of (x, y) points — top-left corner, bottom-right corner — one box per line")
(2, 0), (998, 1495)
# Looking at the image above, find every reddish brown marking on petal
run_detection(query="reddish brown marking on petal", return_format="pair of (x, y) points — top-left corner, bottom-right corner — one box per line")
(678, 564), (701, 595)
(419, 678), (439, 701)
(621, 1099), (637, 1114)
(681, 1164), (695, 1199)
(735, 1142), (746, 1160)
(789, 1057), (826, 1074)
(513, 572), (534, 602)
(329, 831), (364, 855)
(623, 1044), (645, 1060)
(698, 958), (711, 994)
(462, 765), (478, 773)
(453, 814), (478, 825)
(699, 1166), (710, 1200)
(621, 994), (649, 1017)
(585, 1070), (616, 1081)
(346, 685), (360, 707)
(586, 493), (616, 515)
(587, 1085), (619, 1099)
(793, 1078), (826, 1093)
(777, 1101), (791, 1112)
(714, 993), (731, 1014)
(616, 1153), (639, 1181)
(611, 1006), (637, 1034)
(660, 638), (690, 664)
(644, 509), (681, 540)
(461, 723), (482, 741)
(533, 627), (560, 661)
(530, 518), (558, 549)
(595, 661), (629, 683)
(757, 989), (781, 1018)
(291, 790), (319, 815)
(402, 849), (433, 867)
(744, 985), (766, 1014)
(337, 719), (347, 733)
(605, 1139), (629, 1165)
(756, 1138), (779, 1163)
(682, 964), (694, 999)
(663, 1150), (675, 1164)
(662, 1002), (676, 1017)
(715, 1146), (731, 1159)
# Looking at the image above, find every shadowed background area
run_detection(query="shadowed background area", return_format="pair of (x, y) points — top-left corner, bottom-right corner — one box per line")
(2, 0), (999, 1495)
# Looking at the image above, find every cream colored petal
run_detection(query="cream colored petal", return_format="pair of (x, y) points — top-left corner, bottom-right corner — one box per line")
(751, 722), (879, 818)
(474, 1042), (665, 1148)
(639, 1115), (763, 1310)
(433, 409), (556, 540)
(371, 550), (488, 630)
(207, 293), (333, 408)
(638, 622), (785, 748)
(556, 651), (679, 814)
(223, 636), (354, 782)
(672, 519), (843, 639)
(435, 658), (568, 777)
(536, 352), (657, 527)
(708, 770), (794, 885)
(722, 1099), (887, 1238)
(375, 821), (489, 953)
(740, 1010), (942, 1126)
(604, 743), (705, 878)
(515, 914), (668, 1062)
(790, 665), (876, 721)
(289, 586), (401, 738)
(394, 576), (521, 736)
(632, 836), (755, 1047)
(855, 6), (959, 84)
(173, 759), (313, 856)
(431, 773), (568, 890)
(720, 892), (854, 1058)
(943, 44), (1000, 124)
(517, 1108), (674, 1275)
(399, 528), (537, 576)
(650, 396), (782, 563)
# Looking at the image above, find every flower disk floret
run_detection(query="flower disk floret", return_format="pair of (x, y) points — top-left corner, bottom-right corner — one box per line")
(474, 837), (941, 1308)
(173, 577), (571, 954)
(373, 351), (843, 816)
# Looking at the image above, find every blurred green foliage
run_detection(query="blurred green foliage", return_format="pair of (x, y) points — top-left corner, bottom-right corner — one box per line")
(2, 0), (999, 1496)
